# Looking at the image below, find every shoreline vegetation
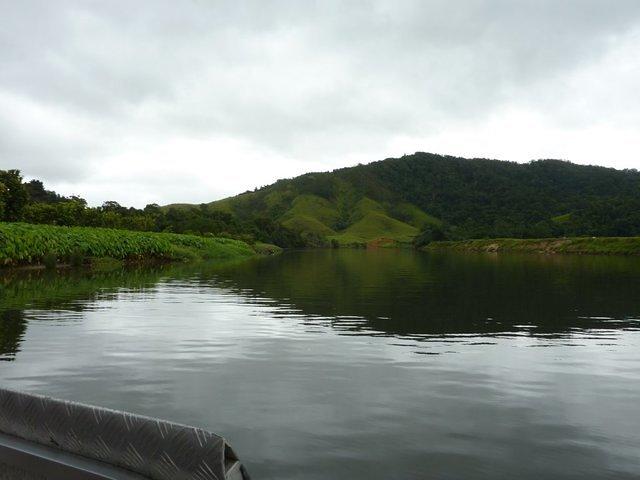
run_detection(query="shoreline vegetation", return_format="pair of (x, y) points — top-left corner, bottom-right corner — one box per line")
(423, 237), (640, 256)
(2, 221), (640, 273)
(3, 155), (640, 262)
(0, 222), (280, 269)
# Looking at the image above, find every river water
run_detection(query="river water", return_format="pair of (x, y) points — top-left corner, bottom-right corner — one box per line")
(1, 249), (639, 479)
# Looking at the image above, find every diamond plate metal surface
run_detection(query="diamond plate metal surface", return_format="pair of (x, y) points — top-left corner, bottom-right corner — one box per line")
(0, 388), (250, 480)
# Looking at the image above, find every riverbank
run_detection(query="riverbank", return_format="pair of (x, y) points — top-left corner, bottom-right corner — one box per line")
(0, 222), (275, 268)
(423, 237), (640, 255)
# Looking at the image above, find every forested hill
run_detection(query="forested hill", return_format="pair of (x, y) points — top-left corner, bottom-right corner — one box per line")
(3, 153), (640, 248)
(195, 153), (640, 244)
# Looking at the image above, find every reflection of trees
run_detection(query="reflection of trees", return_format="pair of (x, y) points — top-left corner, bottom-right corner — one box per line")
(1, 251), (639, 355)
(0, 310), (26, 361)
(0, 266), (174, 360)
(201, 250), (640, 337)
(0, 267), (169, 312)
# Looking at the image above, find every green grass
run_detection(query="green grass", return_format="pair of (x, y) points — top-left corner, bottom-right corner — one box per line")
(393, 202), (442, 228)
(424, 237), (640, 255)
(0, 222), (257, 267)
(551, 213), (572, 224)
(280, 194), (339, 239)
(208, 190), (260, 215)
(282, 215), (336, 236)
(207, 197), (235, 214)
(331, 212), (418, 245)
(264, 189), (295, 211)
(281, 194), (339, 227)
(351, 197), (384, 221)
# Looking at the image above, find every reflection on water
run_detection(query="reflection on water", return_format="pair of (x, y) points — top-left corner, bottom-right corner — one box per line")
(1, 250), (640, 479)
(0, 310), (26, 361)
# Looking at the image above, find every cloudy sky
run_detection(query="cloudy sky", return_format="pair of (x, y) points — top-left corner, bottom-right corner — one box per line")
(1, 0), (640, 207)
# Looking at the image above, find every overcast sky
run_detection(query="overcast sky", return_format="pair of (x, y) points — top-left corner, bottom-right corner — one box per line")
(1, 0), (640, 207)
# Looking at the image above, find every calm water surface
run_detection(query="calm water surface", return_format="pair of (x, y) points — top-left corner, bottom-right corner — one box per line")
(1, 250), (640, 479)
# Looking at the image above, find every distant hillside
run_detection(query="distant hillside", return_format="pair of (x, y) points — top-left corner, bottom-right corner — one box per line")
(170, 153), (640, 245)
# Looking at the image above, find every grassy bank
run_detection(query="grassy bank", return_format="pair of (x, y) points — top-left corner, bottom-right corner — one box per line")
(0, 222), (260, 268)
(423, 237), (640, 255)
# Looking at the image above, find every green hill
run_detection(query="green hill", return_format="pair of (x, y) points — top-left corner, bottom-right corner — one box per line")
(185, 152), (640, 246)
(5, 154), (640, 249)
(282, 194), (339, 227)
(208, 191), (424, 246)
(331, 212), (418, 246)
(282, 215), (336, 237)
(391, 202), (443, 229)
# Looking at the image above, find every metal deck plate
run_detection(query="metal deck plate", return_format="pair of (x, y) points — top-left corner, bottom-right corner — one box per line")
(0, 389), (250, 480)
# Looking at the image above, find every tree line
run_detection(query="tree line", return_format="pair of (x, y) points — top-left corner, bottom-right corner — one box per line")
(0, 170), (305, 248)
(4, 152), (640, 249)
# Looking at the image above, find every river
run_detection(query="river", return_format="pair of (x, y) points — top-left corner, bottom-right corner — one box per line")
(1, 249), (639, 479)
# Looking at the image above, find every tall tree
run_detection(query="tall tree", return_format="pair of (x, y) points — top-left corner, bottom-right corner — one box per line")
(0, 170), (29, 221)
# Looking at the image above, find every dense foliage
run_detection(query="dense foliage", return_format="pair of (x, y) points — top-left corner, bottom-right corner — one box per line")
(198, 153), (640, 243)
(0, 222), (255, 266)
(336, 154), (640, 240)
(0, 170), (303, 248)
(0, 170), (29, 221)
(3, 153), (640, 247)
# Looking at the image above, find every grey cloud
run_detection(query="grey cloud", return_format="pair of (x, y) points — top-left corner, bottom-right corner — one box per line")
(1, 0), (639, 203)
